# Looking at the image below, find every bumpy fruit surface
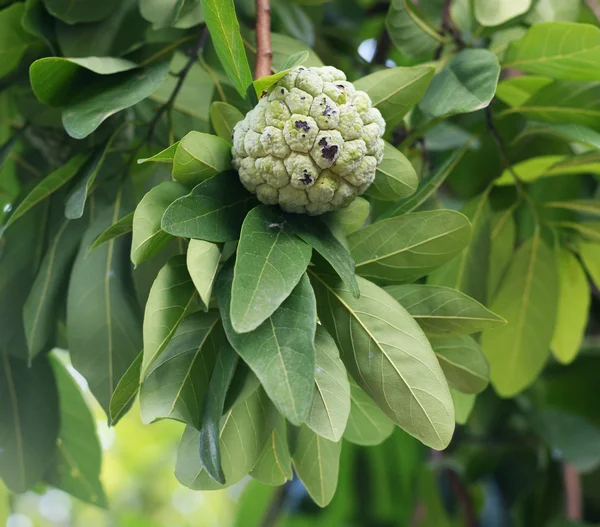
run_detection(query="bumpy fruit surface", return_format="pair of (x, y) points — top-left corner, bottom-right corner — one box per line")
(231, 66), (386, 215)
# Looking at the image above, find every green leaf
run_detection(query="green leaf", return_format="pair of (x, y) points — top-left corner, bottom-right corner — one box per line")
(526, 0), (580, 23)
(0, 3), (39, 79)
(451, 389), (475, 425)
(140, 0), (203, 29)
(175, 387), (274, 490)
(187, 239), (221, 310)
(109, 351), (142, 426)
(89, 212), (134, 252)
(495, 76), (553, 108)
(210, 102), (244, 144)
(252, 51), (309, 97)
(131, 181), (187, 266)
(44, 0), (121, 23)
(385, 0), (441, 59)
(431, 336), (489, 394)
(250, 413), (293, 486)
(201, 0), (253, 98)
(557, 221), (600, 242)
(231, 206), (312, 333)
(138, 142), (180, 164)
(162, 171), (258, 242)
(343, 379), (394, 446)
(482, 232), (558, 397)
(504, 22), (600, 81)
(516, 122), (600, 150)
(311, 271), (455, 450)
(474, 0), (531, 26)
(142, 254), (197, 375)
(420, 49), (500, 118)
(24, 218), (89, 361)
(270, 33), (323, 71)
(5, 154), (88, 229)
(292, 425), (341, 507)
(325, 197), (369, 236)
(545, 200), (600, 216)
(385, 284), (505, 339)
(67, 201), (142, 414)
(218, 265), (316, 425)
(47, 355), (107, 507)
(349, 210), (472, 283)
(198, 340), (238, 484)
(0, 352), (59, 493)
(287, 213), (359, 299)
(488, 208), (516, 299)
(354, 66), (435, 127)
(140, 311), (222, 427)
(305, 326), (350, 442)
(367, 142), (418, 202)
(552, 248), (590, 365)
(579, 241), (600, 290)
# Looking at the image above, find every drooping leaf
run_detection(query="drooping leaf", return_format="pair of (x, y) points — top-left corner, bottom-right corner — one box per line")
(504, 22), (600, 81)
(292, 425), (341, 507)
(482, 233), (558, 397)
(89, 212), (134, 252)
(109, 351), (142, 426)
(488, 208), (516, 299)
(187, 239), (221, 310)
(385, 284), (505, 339)
(451, 389), (475, 425)
(67, 201), (142, 414)
(0, 3), (39, 79)
(349, 210), (471, 283)
(552, 248), (590, 365)
(142, 254), (197, 375)
(367, 141), (418, 202)
(44, 0), (121, 23)
(162, 171), (257, 242)
(231, 206), (312, 333)
(545, 200), (600, 216)
(305, 326), (350, 442)
(172, 131), (233, 187)
(343, 379), (394, 446)
(200, 0), (253, 98)
(517, 122), (600, 150)
(311, 270), (455, 450)
(385, 0), (440, 59)
(140, 311), (222, 427)
(579, 241), (600, 290)
(217, 264), (316, 425)
(198, 340), (238, 484)
(354, 65), (435, 127)
(131, 181), (187, 266)
(0, 352), (59, 493)
(210, 102), (244, 144)
(46, 355), (107, 507)
(557, 221), (600, 242)
(250, 413), (293, 486)
(474, 0), (531, 26)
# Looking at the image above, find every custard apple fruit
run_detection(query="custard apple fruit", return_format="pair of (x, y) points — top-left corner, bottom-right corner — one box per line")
(231, 66), (386, 215)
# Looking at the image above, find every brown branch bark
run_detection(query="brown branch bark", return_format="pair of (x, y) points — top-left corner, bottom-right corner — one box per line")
(255, 0), (272, 79)
(563, 463), (583, 521)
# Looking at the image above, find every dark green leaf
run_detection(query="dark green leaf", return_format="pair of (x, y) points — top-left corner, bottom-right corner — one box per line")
(138, 142), (179, 165)
(517, 122), (600, 150)
(44, 0), (121, 23)
(0, 4), (39, 79)
(385, 0), (441, 59)
(109, 351), (142, 426)
(367, 141), (418, 202)
(250, 413), (293, 486)
(89, 212), (134, 252)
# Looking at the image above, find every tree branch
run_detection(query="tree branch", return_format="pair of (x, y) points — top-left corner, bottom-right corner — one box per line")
(255, 0), (273, 79)
(564, 464), (583, 521)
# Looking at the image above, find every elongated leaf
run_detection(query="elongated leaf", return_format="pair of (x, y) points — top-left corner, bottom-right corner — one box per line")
(385, 0), (440, 59)
(482, 233), (558, 397)
(138, 142), (179, 164)
(311, 270), (454, 449)
(5, 154), (88, 229)
(420, 49), (500, 118)
(24, 218), (89, 361)
(199, 340), (238, 484)
(0, 352), (59, 493)
(109, 351), (142, 426)
(162, 171), (258, 241)
(172, 131), (233, 186)
(218, 265), (316, 425)
(292, 425), (341, 507)
(47, 355), (106, 507)
(354, 65), (434, 127)
(349, 210), (471, 283)
(67, 200), (142, 414)
(210, 102), (244, 144)
(140, 311), (222, 427)
(367, 141), (418, 201)
(504, 22), (600, 81)
(201, 0), (253, 98)
(131, 181), (187, 266)
(488, 208), (516, 299)
(187, 239), (221, 310)
(557, 221), (600, 242)
(344, 379), (394, 446)
(175, 387), (274, 490)
(305, 326), (350, 442)
(142, 254), (197, 375)
(89, 211), (134, 252)
(517, 122), (600, 150)
(431, 336), (489, 394)
(287, 213), (359, 299)
(385, 284), (505, 339)
(545, 200), (600, 216)
(475, 0), (531, 26)
(579, 242), (600, 290)
(250, 413), (293, 486)
(252, 51), (309, 96)
(552, 248), (590, 365)
(231, 206), (312, 333)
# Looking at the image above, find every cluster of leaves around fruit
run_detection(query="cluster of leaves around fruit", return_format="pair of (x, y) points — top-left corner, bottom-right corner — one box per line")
(2, 0), (600, 520)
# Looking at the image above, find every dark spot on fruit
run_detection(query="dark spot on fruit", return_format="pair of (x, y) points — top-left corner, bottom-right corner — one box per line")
(302, 134), (306, 138)
(301, 97), (306, 101)
(295, 120), (311, 132)
(321, 142), (338, 161)
(322, 105), (334, 117)
(299, 172), (313, 185)
(280, 88), (284, 94)
(337, 84), (345, 89)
